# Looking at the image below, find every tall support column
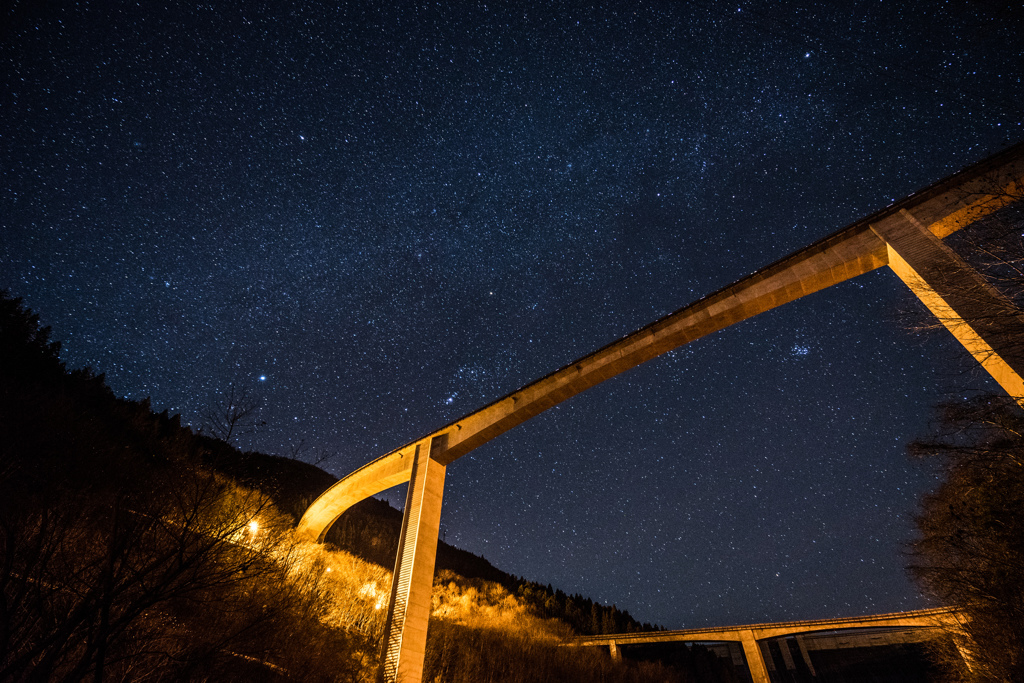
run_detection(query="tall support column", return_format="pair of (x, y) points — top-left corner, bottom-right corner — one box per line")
(380, 435), (448, 683)
(739, 631), (771, 683)
(873, 209), (1024, 404)
(776, 637), (797, 672)
(944, 615), (976, 673)
(794, 636), (818, 677)
(608, 641), (621, 662)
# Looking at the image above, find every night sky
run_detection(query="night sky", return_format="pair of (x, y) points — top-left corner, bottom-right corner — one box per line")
(3, 1), (1023, 629)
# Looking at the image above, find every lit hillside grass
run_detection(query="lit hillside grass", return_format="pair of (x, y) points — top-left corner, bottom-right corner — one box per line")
(290, 541), (682, 682)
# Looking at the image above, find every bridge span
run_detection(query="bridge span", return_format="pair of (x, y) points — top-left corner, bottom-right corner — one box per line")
(571, 607), (960, 683)
(299, 143), (1024, 683)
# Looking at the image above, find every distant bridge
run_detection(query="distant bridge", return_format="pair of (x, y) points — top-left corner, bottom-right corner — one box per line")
(299, 143), (1024, 683)
(570, 606), (960, 683)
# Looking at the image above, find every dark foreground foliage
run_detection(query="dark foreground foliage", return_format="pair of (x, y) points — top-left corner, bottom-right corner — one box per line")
(909, 396), (1024, 682)
(0, 292), (366, 681)
(1, 290), (678, 681)
(903, 191), (1024, 681)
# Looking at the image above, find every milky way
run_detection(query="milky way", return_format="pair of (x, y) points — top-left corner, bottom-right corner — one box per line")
(3, 1), (1022, 628)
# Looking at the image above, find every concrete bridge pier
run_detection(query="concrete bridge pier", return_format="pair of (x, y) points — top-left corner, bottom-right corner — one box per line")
(380, 435), (448, 683)
(739, 631), (771, 683)
(794, 637), (818, 677)
(873, 208), (1024, 403)
(608, 641), (621, 662)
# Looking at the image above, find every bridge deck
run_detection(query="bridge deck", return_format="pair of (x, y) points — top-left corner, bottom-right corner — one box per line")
(298, 142), (1024, 543)
(570, 606), (959, 646)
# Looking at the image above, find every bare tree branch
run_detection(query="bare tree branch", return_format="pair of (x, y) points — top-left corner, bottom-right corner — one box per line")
(201, 384), (264, 444)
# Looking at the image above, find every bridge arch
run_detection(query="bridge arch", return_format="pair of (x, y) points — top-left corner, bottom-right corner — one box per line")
(298, 442), (417, 542)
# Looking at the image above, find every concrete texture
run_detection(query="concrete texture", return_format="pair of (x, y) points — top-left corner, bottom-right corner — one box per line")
(873, 208), (1024, 402)
(379, 436), (447, 683)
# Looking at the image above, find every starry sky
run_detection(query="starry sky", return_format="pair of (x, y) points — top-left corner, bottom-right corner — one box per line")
(3, 1), (1023, 629)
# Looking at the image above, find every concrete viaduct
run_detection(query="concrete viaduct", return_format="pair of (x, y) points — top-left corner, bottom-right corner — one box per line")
(571, 606), (960, 683)
(297, 142), (1024, 683)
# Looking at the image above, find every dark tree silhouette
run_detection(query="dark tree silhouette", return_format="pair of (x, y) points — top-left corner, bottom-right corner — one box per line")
(0, 290), (64, 380)
(906, 193), (1024, 681)
(202, 384), (264, 443)
(0, 289), (673, 683)
(909, 396), (1024, 682)
(0, 291), (362, 682)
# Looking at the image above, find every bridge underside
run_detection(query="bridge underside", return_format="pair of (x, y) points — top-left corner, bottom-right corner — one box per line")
(298, 143), (1024, 683)
(572, 607), (961, 683)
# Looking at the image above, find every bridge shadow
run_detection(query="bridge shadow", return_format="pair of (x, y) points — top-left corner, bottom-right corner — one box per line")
(615, 626), (947, 683)
(618, 641), (751, 683)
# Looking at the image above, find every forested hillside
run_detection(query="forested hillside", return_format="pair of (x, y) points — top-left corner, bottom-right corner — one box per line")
(2, 290), (746, 682)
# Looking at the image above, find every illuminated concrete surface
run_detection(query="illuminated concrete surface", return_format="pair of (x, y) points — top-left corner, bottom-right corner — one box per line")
(296, 143), (1024, 683)
(873, 208), (1024, 403)
(571, 607), (960, 683)
(379, 437), (447, 683)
